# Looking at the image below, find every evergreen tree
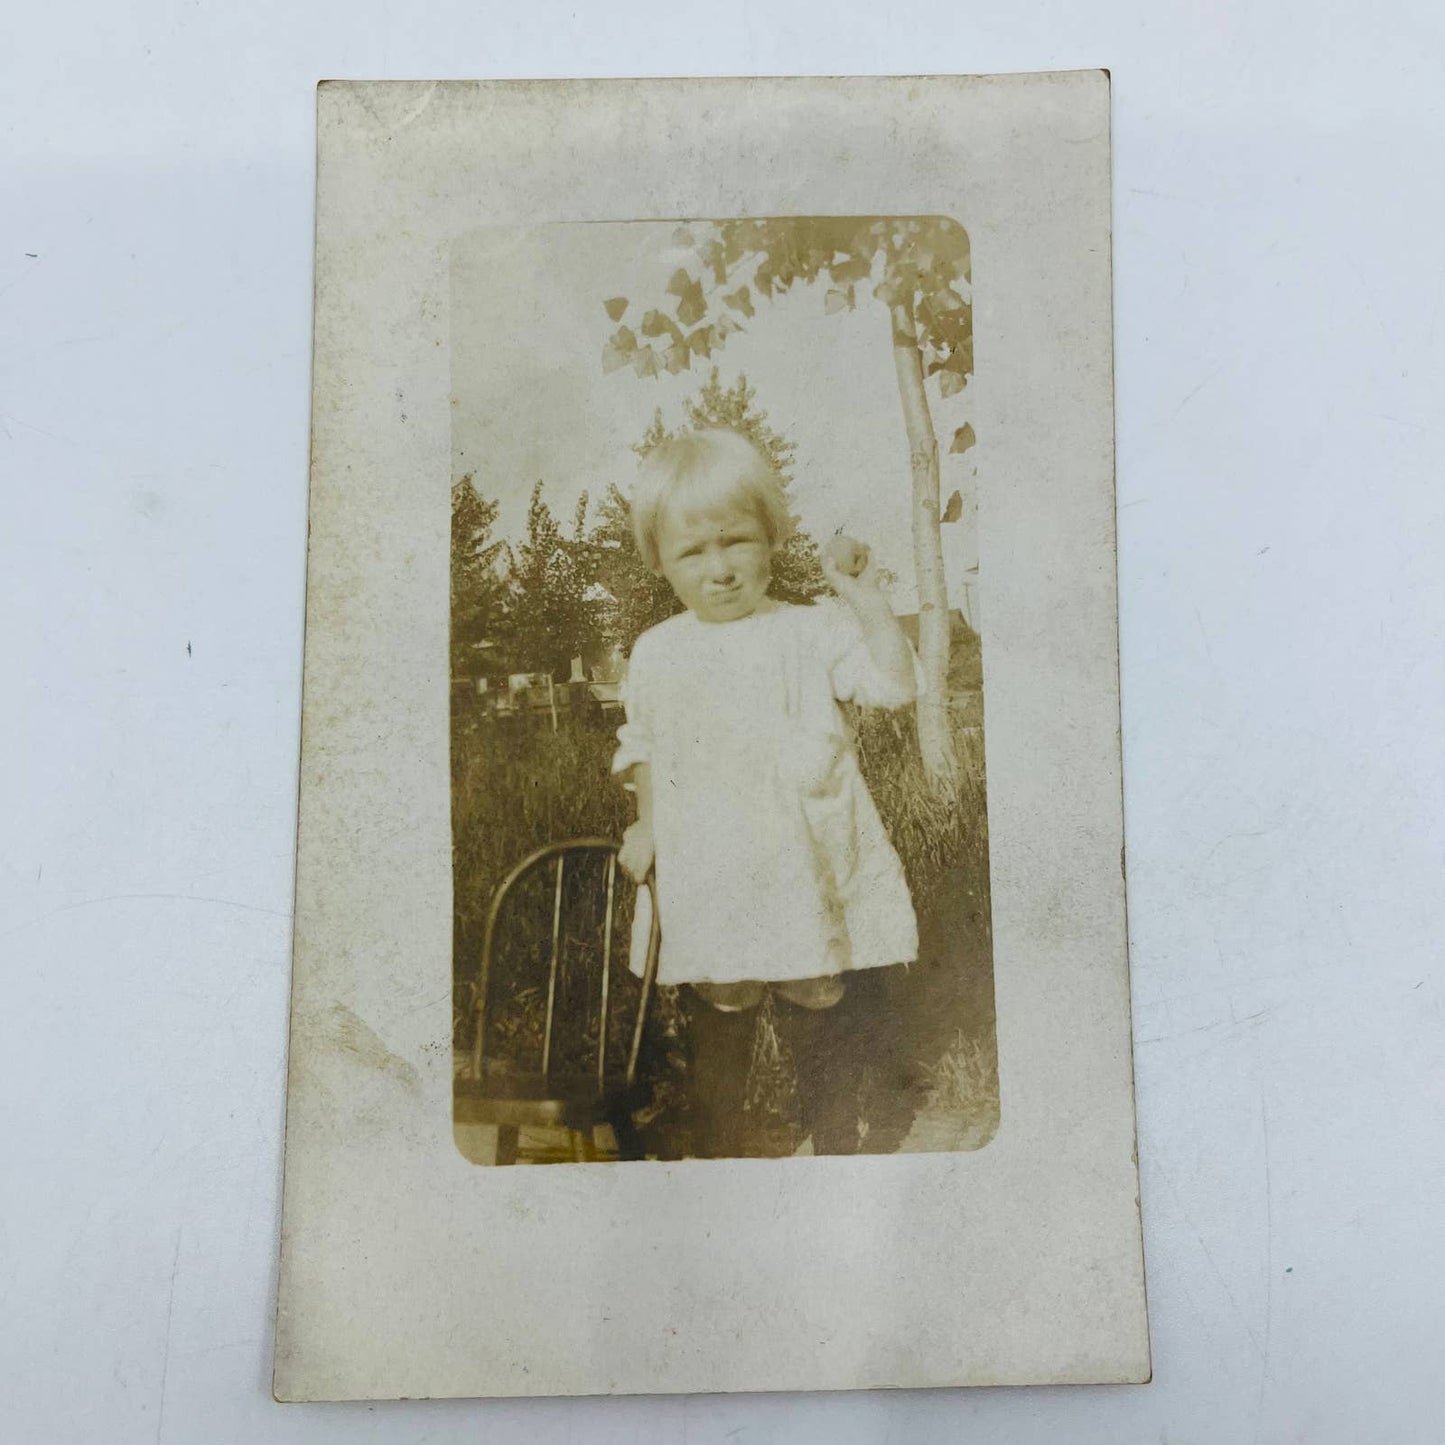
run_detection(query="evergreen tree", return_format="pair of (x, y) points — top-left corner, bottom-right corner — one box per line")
(450, 476), (509, 678)
(590, 370), (824, 652)
(506, 481), (600, 680)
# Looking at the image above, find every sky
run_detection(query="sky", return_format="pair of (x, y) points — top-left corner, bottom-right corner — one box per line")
(450, 222), (979, 618)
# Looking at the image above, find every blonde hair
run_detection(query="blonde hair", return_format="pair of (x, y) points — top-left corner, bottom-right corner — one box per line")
(632, 428), (793, 574)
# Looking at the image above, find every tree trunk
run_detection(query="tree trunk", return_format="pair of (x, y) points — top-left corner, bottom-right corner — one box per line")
(890, 298), (958, 788)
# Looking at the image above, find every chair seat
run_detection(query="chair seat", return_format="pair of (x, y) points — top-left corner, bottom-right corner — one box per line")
(454, 1068), (647, 1131)
(457, 839), (662, 1158)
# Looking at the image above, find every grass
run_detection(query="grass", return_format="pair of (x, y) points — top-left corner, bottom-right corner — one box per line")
(451, 716), (630, 958)
(849, 703), (989, 917)
(920, 1028), (1001, 1148)
(451, 674), (997, 1156)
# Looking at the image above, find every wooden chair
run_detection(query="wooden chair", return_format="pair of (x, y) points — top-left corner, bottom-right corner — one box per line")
(454, 838), (661, 1164)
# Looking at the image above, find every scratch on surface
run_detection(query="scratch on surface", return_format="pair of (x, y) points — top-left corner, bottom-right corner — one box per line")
(1135, 1009), (1269, 1046)
(0, 256), (46, 300)
(0, 892), (292, 943)
(396, 81), (440, 128)
(156, 1227), (181, 1445)
(0, 411), (81, 448)
(1167, 367), (1221, 423)
(1342, 252), (1399, 354)
(1201, 827), (1278, 866)
(327, 1004), (420, 1091)
(1154, 1164), (1265, 1359)
(179, 1335), (263, 1359)
(351, 81), (440, 135)
(1136, 1017), (1231, 1046)
(1253, 1097), (1275, 1443)
(400, 988), (453, 1018)
(1193, 605), (1221, 682)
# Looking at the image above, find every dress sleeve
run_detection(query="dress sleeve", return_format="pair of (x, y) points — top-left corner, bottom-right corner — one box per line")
(611, 635), (654, 778)
(821, 597), (928, 710)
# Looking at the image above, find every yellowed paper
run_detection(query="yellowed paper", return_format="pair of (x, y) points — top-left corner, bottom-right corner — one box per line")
(275, 72), (1148, 1401)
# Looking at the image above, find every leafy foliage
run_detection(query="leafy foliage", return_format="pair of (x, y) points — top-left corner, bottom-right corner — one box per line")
(599, 216), (974, 401)
(506, 482), (601, 680)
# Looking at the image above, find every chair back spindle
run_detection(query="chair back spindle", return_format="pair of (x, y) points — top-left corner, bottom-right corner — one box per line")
(469, 838), (660, 1096)
(597, 851), (617, 1090)
(540, 855), (565, 1081)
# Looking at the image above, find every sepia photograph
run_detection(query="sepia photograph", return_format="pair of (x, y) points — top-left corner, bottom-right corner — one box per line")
(275, 75), (1150, 1399)
(448, 219), (996, 1165)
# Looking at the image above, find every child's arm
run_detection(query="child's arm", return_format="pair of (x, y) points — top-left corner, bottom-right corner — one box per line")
(821, 537), (918, 702)
(618, 762), (655, 882)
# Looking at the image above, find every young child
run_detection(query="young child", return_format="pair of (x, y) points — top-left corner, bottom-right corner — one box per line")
(613, 427), (921, 1155)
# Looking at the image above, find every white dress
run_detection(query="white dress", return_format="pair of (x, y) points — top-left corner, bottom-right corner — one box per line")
(613, 598), (921, 987)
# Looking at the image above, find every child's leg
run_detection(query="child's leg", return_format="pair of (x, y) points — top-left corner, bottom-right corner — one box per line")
(684, 988), (760, 1159)
(778, 968), (898, 1155)
(774, 989), (858, 1155)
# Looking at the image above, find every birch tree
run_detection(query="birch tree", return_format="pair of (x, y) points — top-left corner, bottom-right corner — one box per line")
(601, 216), (974, 785)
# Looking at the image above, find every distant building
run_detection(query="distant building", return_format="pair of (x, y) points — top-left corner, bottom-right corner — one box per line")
(578, 637), (625, 685)
(895, 609), (983, 697)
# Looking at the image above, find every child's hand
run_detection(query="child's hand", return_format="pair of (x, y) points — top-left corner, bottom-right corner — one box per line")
(822, 534), (886, 610)
(823, 533), (871, 580)
(618, 820), (655, 884)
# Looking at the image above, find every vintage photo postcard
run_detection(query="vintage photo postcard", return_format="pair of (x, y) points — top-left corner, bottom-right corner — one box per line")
(448, 217), (996, 1171)
(275, 73), (1148, 1401)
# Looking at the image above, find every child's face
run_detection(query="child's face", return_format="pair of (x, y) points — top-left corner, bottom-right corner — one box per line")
(656, 497), (772, 623)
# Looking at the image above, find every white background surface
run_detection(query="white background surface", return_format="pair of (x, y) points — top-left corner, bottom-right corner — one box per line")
(2, 4), (1441, 1442)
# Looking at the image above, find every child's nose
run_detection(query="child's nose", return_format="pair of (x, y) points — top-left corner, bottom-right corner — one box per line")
(708, 552), (736, 584)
